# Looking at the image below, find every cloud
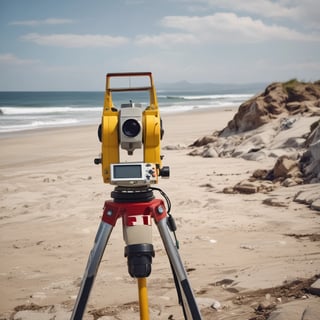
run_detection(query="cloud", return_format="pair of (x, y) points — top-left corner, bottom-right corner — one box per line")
(189, 0), (320, 28)
(159, 12), (319, 43)
(9, 18), (74, 26)
(0, 53), (38, 65)
(135, 32), (198, 46)
(21, 33), (129, 48)
(201, 0), (298, 18)
(293, 0), (320, 29)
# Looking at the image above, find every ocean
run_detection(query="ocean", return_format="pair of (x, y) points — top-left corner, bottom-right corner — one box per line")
(0, 87), (260, 134)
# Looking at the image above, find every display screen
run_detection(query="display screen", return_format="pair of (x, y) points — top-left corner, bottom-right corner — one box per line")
(113, 164), (142, 179)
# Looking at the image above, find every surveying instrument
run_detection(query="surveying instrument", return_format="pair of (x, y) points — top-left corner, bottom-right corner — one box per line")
(70, 72), (202, 319)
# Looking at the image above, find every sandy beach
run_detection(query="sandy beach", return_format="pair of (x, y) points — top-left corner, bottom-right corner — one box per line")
(1, 107), (319, 319)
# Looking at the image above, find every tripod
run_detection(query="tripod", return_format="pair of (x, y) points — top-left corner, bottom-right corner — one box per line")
(70, 186), (202, 320)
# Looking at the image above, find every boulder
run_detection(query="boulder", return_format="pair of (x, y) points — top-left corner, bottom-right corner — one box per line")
(273, 156), (302, 179)
(300, 122), (320, 182)
(222, 98), (272, 134)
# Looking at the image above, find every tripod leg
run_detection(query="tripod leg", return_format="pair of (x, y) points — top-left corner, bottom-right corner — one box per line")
(70, 221), (113, 320)
(170, 262), (188, 319)
(157, 218), (202, 320)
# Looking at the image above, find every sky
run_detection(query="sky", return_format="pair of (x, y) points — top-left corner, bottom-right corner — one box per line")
(0, 0), (319, 91)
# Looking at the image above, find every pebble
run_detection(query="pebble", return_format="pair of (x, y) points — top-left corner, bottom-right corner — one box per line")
(240, 244), (255, 250)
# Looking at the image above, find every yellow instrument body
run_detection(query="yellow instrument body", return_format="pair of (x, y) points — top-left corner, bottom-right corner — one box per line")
(101, 72), (162, 183)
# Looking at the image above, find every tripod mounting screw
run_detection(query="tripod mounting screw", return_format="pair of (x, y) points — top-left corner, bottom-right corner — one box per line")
(156, 205), (164, 215)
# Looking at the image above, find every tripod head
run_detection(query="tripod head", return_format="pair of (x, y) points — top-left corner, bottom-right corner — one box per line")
(95, 72), (169, 186)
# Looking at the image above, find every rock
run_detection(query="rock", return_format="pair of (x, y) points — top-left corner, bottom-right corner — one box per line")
(241, 151), (267, 161)
(263, 198), (289, 207)
(287, 100), (320, 116)
(280, 117), (296, 129)
(309, 279), (320, 296)
(294, 188), (320, 205)
(310, 139), (320, 160)
(190, 135), (218, 147)
(163, 144), (187, 150)
(300, 122), (320, 182)
(232, 132), (271, 157)
(282, 178), (298, 187)
(224, 84), (284, 133)
(311, 199), (320, 211)
(234, 181), (258, 194)
(267, 298), (320, 320)
(269, 148), (300, 159)
(231, 179), (275, 194)
(222, 187), (236, 194)
(273, 156), (301, 179)
(252, 169), (269, 179)
(294, 187), (320, 211)
(223, 98), (271, 134)
(202, 146), (218, 158)
(240, 244), (255, 250)
(211, 300), (222, 310)
(196, 297), (221, 309)
(285, 81), (320, 102)
(303, 305), (320, 320)
(188, 149), (202, 156)
(305, 121), (320, 147)
(259, 181), (276, 192)
(282, 136), (306, 148)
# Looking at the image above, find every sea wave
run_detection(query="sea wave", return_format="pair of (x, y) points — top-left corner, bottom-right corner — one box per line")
(0, 118), (79, 133)
(0, 106), (101, 115)
(163, 93), (253, 101)
(159, 102), (240, 113)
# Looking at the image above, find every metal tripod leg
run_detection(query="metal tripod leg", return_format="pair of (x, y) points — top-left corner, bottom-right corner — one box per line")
(157, 218), (202, 320)
(70, 221), (114, 320)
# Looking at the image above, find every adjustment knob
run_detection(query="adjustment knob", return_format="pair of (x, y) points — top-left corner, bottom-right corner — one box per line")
(159, 166), (170, 177)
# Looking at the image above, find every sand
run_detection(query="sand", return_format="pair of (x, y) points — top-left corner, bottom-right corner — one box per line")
(0, 107), (319, 320)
